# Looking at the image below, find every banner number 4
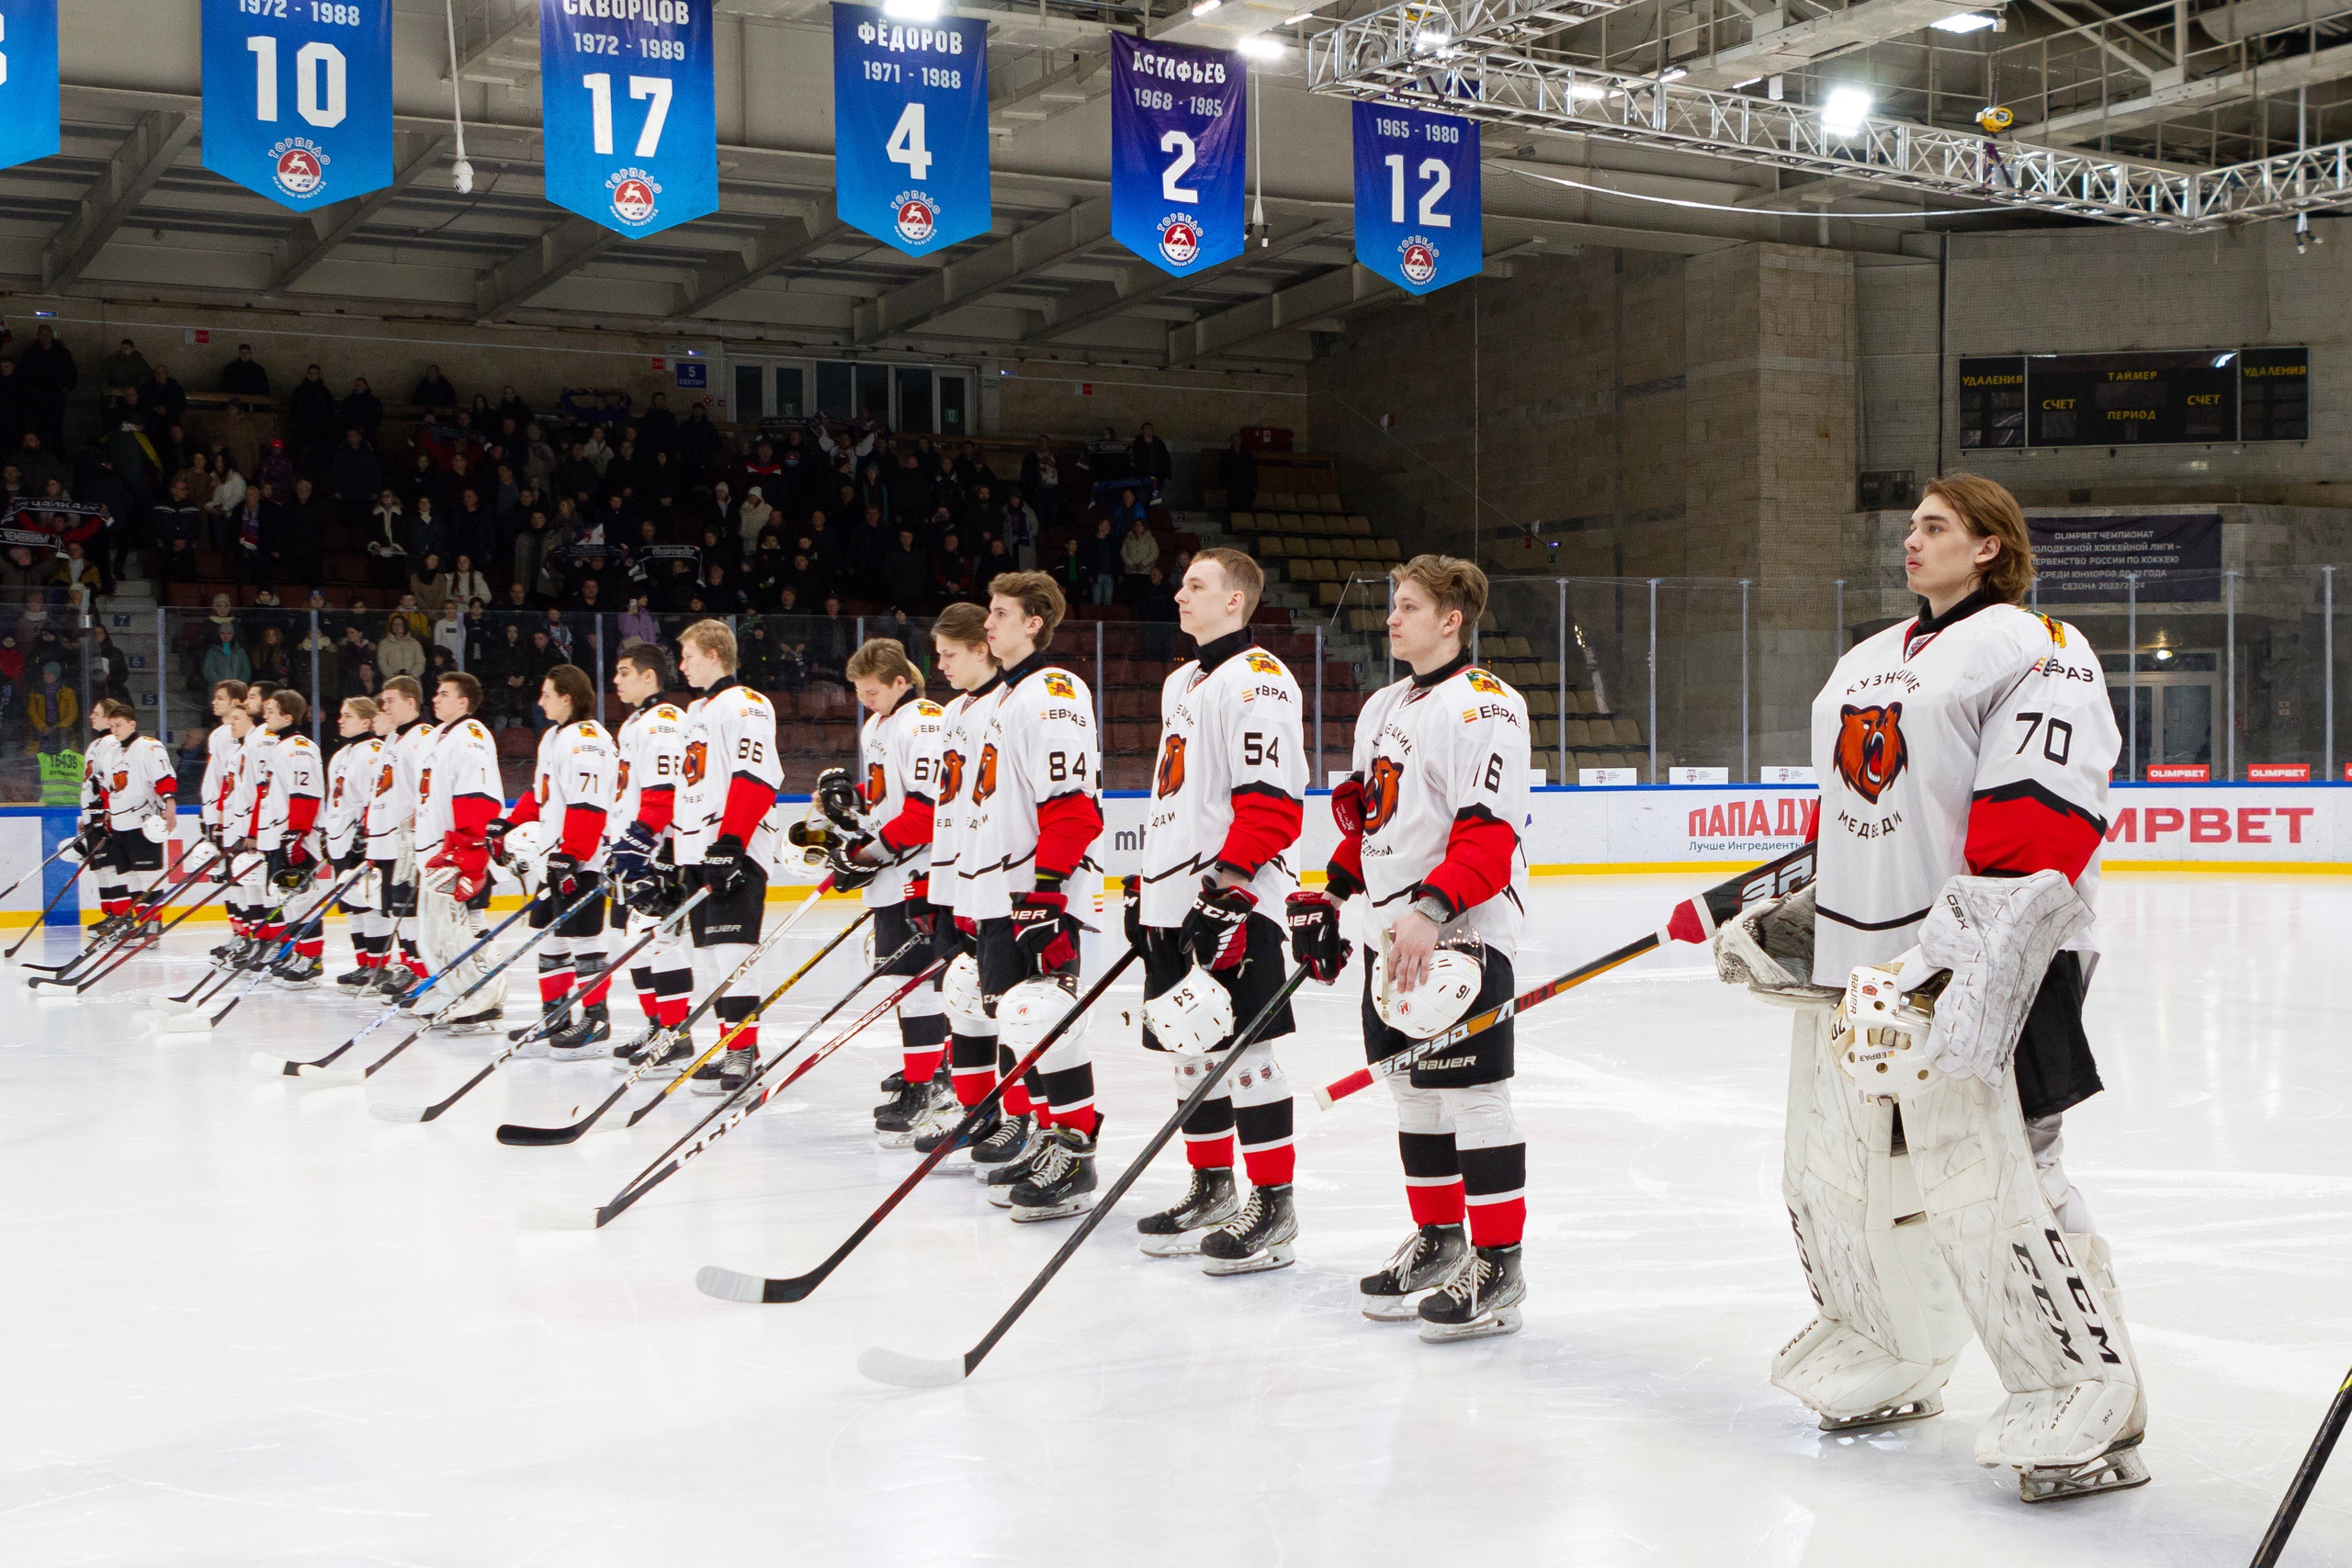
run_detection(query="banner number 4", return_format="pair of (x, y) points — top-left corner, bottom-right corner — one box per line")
(887, 102), (931, 182)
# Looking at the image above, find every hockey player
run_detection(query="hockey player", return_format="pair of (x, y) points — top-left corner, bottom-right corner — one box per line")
(1708, 472), (2146, 1503)
(362, 677), (434, 998)
(1291, 554), (1532, 1343)
(76, 704), (124, 935)
(205, 695), (256, 964)
(499, 664), (618, 1061)
(198, 680), (246, 854)
(415, 671), (507, 1034)
(958, 571), (1105, 1223)
(822, 637), (949, 1145)
(909, 603), (1039, 1175)
(322, 698), (386, 989)
(87, 699), (175, 937)
(605, 642), (695, 1070)
(254, 690), (328, 987)
(672, 620), (784, 1094)
(1130, 547), (1308, 1274)
(222, 682), (281, 969)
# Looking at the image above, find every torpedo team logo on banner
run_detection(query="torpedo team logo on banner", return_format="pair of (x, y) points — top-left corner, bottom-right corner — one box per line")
(200, 0), (392, 210)
(539, 0), (718, 240)
(0, 1), (59, 174)
(1351, 100), (1482, 296)
(831, 4), (989, 257)
(1109, 34), (1245, 277)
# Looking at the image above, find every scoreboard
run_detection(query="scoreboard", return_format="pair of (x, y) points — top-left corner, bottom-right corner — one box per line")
(1957, 346), (2307, 449)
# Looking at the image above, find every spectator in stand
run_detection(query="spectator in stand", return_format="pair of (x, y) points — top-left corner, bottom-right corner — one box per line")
(138, 363), (187, 442)
(250, 625), (293, 688)
(1110, 486), (1148, 530)
(412, 364), (458, 411)
(1128, 421), (1173, 491)
(218, 399), (263, 477)
(495, 385), (530, 429)
(1089, 515), (1119, 606)
(931, 529), (975, 605)
(329, 428), (381, 520)
(0, 546), (44, 603)
(391, 592), (432, 640)
(230, 483), (276, 587)
(0, 630), (19, 739)
(86, 625), (129, 702)
(432, 602), (467, 669)
(336, 618), (375, 676)
(341, 658), (380, 703)
(1083, 424), (1128, 491)
(96, 338), (152, 403)
(1020, 434), (1067, 535)
(402, 496), (449, 565)
(201, 623), (251, 692)
(367, 488), (408, 586)
(219, 344), (270, 399)
(202, 452), (247, 552)
(676, 400), (721, 472)
(449, 485), (496, 566)
(570, 575), (609, 626)
(17, 324), (76, 451)
(1120, 513), (1160, 601)
(51, 540), (102, 612)
(280, 476), (330, 588)
(553, 440), (597, 502)
(288, 363), (338, 468)
(808, 593), (853, 686)
(738, 485), (775, 556)
(459, 598), (492, 670)
(77, 456), (137, 592)
(1221, 433), (1257, 514)
(696, 563), (745, 617)
(0, 361), (25, 457)
(294, 622), (337, 710)
(881, 527), (928, 611)
(409, 550), (452, 621)
(152, 476), (203, 583)
(448, 553), (491, 612)
(258, 439), (297, 502)
(376, 615), (425, 682)
(27, 660), (75, 751)
(341, 377), (384, 446)
(520, 422), (558, 493)
(1140, 563), (1180, 662)
(14, 431), (66, 497)
(979, 535), (1015, 585)
(1055, 536), (1088, 603)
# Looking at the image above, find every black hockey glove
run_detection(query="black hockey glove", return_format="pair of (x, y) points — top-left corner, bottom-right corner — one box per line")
(74, 815), (108, 861)
(702, 834), (749, 897)
(268, 840), (315, 895)
(823, 834), (879, 893)
(1009, 886), (1077, 976)
(815, 767), (865, 834)
(545, 849), (584, 898)
(1182, 876), (1258, 972)
(1285, 889), (1351, 984)
(1120, 874), (1143, 950)
(904, 877), (937, 937)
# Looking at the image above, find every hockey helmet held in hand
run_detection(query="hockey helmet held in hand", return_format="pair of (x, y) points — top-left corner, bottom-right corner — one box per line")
(140, 812), (173, 844)
(941, 951), (986, 1022)
(1373, 942), (1486, 1041)
(494, 819), (555, 892)
(1142, 962), (1237, 1055)
(1000, 975), (1082, 1052)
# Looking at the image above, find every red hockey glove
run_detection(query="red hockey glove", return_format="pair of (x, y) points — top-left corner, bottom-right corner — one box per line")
(1182, 876), (1258, 972)
(1008, 889), (1077, 976)
(1329, 773), (1368, 837)
(1286, 889), (1351, 984)
(424, 841), (488, 905)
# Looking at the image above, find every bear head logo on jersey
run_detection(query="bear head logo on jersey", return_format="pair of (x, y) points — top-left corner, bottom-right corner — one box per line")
(972, 744), (999, 807)
(1154, 734), (1187, 799)
(1363, 757), (1404, 833)
(939, 748), (966, 807)
(865, 761), (887, 807)
(681, 740), (707, 787)
(1834, 703), (1907, 804)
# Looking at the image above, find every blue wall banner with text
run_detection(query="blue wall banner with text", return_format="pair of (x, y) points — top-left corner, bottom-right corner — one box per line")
(201, 0), (393, 210)
(831, 4), (990, 257)
(539, 0), (718, 240)
(0, 0), (58, 174)
(1351, 100), (1481, 295)
(1109, 33), (1245, 277)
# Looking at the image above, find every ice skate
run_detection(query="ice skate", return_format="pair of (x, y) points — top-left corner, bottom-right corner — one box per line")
(2017, 1438), (2151, 1503)
(1134, 1167), (1238, 1258)
(1417, 1244), (1525, 1343)
(334, 965), (373, 991)
(875, 1076), (954, 1148)
(1361, 1224), (1467, 1321)
(1009, 1122), (1098, 1223)
(270, 953), (324, 989)
(437, 1006), (505, 1038)
(692, 1045), (755, 1096)
(1200, 1183), (1296, 1276)
(545, 1012), (612, 1063)
(974, 1114), (1036, 1189)
(913, 1108), (989, 1158)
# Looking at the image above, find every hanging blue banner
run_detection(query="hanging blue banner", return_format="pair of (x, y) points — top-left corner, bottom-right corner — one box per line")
(0, 0), (58, 174)
(831, 4), (989, 258)
(1109, 34), (1245, 277)
(1351, 100), (1481, 296)
(200, 0), (392, 211)
(539, 0), (718, 240)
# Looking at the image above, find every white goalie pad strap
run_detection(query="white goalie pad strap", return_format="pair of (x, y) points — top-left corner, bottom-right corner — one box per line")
(1775, 1004), (1972, 1422)
(940, 952), (986, 1031)
(1713, 884), (1833, 998)
(1917, 870), (2091, 1087)
(1900, 1066), (2143, 1470)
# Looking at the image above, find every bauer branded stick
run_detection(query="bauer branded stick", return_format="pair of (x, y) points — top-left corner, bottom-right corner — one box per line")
(368, 888), (709, 1123)
(2250, 1361), (2352, 1568)
(104, 860), (367, 1004)
(27, 848), (256, 989)
(1313, 840), (1820, 1108)
(858, 961), (1314, 1389)
(494, 888), (857, 1146)
(21, 840), (232, 975)
(521, 948), (933, 1230)
(696, 943), (1145, 1305)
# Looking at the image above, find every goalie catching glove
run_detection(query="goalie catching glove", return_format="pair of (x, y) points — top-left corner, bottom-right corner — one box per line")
(421, 839), (490, 905)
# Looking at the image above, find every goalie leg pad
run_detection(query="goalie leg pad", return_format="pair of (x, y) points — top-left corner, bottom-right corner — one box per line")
(1775, 1003), (1972, 1426)
(1899, 1068), (2146, 1474)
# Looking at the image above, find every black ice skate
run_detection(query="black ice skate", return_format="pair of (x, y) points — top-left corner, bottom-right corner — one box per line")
(875, 1068), (907, 1100)
(1135, 1167), (1238, 1257)
(1360, 1224), (1468, 1321)
(692, 1045), (756, 1096)
(437, 1005), (505, 1038)
(1008, 1122), (1099, 1224)
(334, 965), (373, 991)
(981, 1118), (1047, 1205)
(270, 953), (324, 988)
(1200, 1183), (1298, 1276)
(546, 1011), (612, 1063)
(1417, 1243), (1526, 1343)
(875, 1077), (954, 1147)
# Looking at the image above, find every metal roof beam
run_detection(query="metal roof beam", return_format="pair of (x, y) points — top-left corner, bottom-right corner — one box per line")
(2020, 38), (2352, 142)
(475, 215), (621, 321)
(42, 109), (196, 291)
(267, 133), (454, 294)
(1029, 216), (1346, 342)
(677, 198), (848, 316)
(854, 195), (1112, 343)
(1676, 0), (1975, 88)
(1167, 263), (1400, 366)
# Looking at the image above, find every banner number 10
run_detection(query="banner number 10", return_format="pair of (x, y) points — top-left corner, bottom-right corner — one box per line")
(245, 35), (348, 128)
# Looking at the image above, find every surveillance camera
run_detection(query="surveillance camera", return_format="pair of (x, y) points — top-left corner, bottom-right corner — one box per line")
(452, 157), (475, 195)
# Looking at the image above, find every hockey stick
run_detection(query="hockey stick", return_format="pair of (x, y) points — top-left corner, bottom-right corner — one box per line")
(697, 943), (1145, 1304)
(521, 948), (934, 1230)
(190, 863), (380, 1024)
(4, 866), (92, 962)
(100, 859), (365, 1003)
(1312, 840), (1819, 1108)
(250, 889), (559, 1078)
(19, 840), (230, 976)
(493, 888), (857, 1146)
(858, 961), (1313, 1388)
(368, 888), (711, 1123)
(2250, 1361), (2352, 1568)
(0, 829), (92, 906)
(26, 848), (252, 989)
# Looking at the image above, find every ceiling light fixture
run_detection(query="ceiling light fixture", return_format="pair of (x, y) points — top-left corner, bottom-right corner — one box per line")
(882, 0), (942, 18)
(1822, 84), (1872, 136)
(1930, 11), (1998, 30)
(1238, 33), (1286, 58)
(1192, 0), (1222, 14)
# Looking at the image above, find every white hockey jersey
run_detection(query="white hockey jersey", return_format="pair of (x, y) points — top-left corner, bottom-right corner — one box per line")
(514, 719), (618, 865)
(956, 656), (1102, 921)
(365, 718), (435, 859)
(414, 716), (503, 851)
(1810, 596), (2118, 977)
(199, 724), (238, 829)
(857, 691), (944, 908)
(226, 725), (277, 842)
(675, 678), (784, 868)
(1139, 633), (1307, 930)
(100, 735), (175, 829)
(81, 732), (119, 817)
(254, 729), (324, 851)
(928, 682), (996, 916)
(1344, 654), (1532, 961)
(324, 736), (384, 859)
(613, 696), (687, 840)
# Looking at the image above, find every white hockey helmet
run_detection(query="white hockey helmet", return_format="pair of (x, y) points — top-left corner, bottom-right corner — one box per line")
(940, 951), (986, 1023)
(1834, 949), (1944, 1100)
(999, 976), (1081, 1053)
(1143, 963), (1237, 1055)
(1373, 943), (1486, 1041)
(496, 819), (555, 893)
(140, 812), (173, 844)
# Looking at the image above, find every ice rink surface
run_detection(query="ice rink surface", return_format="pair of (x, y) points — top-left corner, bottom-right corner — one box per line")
(1, 873), (2346, 1567)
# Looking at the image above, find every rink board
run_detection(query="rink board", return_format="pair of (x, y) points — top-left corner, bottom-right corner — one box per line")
(5, 783), (2347, 925)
